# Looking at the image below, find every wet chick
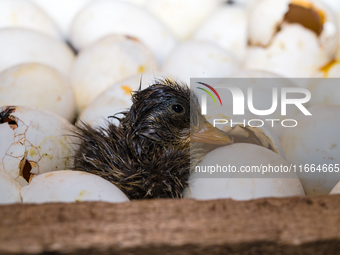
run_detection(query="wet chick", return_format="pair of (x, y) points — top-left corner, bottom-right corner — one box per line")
(73, 79), (233, 200)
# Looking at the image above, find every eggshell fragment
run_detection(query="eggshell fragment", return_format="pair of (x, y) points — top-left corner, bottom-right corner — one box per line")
(0, 106), (79, 186)
(70, 0), (177, 64)
(330, 181), (340, 194)
(184, 144), (304, 200)
(70, 35), (158, 113)
(0, 171), (22, 204)
(145, 0), (220, 40)
(78, 72), (171, 128)
(162, 41), (238, 85)
(281, 105), (340, 195)
(0, 0), (61, 40)
(0, 63), (76, 122)
(0, 28), (74, 77)
(21, 170), (129, 204)
(193, 5), (247, 63)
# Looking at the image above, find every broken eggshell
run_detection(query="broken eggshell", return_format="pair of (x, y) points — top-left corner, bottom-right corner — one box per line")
(0, 28), (74, 77)
(78, 72), (171, 128)
(0, 0), (62, 40)
(281, 105), (340, 195)
(0, 106), (79, 186)
(330, 181), (340, 194)
(145, 0), (220, 40)
(70, 0), (177, 65)
(162, 41), (238, 86)
(0, 171), (22, 204)
(21, 170), (130, 204)
(184, 143), (304, 200)
(70, 35), (158, 113)
(0, 63), (76, 122)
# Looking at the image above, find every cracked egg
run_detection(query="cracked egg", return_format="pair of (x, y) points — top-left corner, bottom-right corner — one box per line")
(21, 170), (129, 204)
(70, 34), (158, 114)
(184, 143), (305, 200)
(0, 170), (22, 204)
(281, 105), (340, 195)
(0, 63), (76, 122)
(70, 0), (177, 65)
(0, 106), (79, 186)
(245, 0), (338, 78)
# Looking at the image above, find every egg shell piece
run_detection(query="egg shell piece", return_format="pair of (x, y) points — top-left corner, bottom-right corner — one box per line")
(21, 170), (130, 204)
(145, 0), (220, 40)
(281, 105), (340, 195)
(0, 106), (79, 186)
(0, 28), (74, 78)
(162, 41), (238, 86)
(193, 5), (247, 63)
(0, 63), (76, 122)
(78, 72), (171, 128)
(70, 34), (158, 113)
(0, 0), (61, 40)
(330, 181), (340, 194)
(184, 143), (304, 200)
(0, 171), (22, 204)
(70, 0), (177, 65)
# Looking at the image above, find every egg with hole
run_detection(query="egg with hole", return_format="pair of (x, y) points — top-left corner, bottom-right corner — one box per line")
(281, 105), (340, 195)
(162, 41), (238, 86)
(70, 35), (158, 113)
(0, 171), (22, 204)
(70, 0), (176, 65)
(184, 143), (305, 200)
(0, 28), (74, 77)
(0, 106), (79, 186)
(0, 63), (76, 122)
(21, 170), (129, 203)
(0, 0), (61, 40)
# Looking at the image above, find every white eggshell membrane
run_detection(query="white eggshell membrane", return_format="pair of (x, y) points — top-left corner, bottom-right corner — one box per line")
(0, 0), (61, 40)
(0, 171), (22, 204)
(0, 28), (74, 77)
(162, 41), (238, 86)
(330, 181), (340, 194)
(30, 0), (94, 38)
(21, 170), (130, 204)
(193, 5), (247, 63)
(184, 144), (304, 200)
(0, 63), (76, 122)
(70, 35), (158, 113)
(0, 106), (79, 186)
(78, 72), (171, 128)
(281, 105), (340, 195)
(145, 0), (220, 40)
(245, 23), (329, 78)
(70, 0), (177, 64)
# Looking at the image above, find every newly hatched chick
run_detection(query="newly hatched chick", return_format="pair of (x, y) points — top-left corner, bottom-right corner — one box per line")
(73, 79), (233, 200)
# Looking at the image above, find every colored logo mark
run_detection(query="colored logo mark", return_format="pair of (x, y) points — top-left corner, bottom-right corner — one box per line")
(196, 82), (223, 106)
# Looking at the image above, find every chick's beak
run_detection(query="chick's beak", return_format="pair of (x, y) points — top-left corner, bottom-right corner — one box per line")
(191, 121), (234, 145)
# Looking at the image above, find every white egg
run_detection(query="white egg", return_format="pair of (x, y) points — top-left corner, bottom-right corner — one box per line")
(0, 63), (76, 122)
(70, 35), (157, 113)
(0, 0), (61, 40)
(184, 143), (304, 200)
(0, 28), (74, 77)
(193, 5), (247, 63)
(281, 105), (340, 195)
(78, 72), (171, 128)
(0, 171), (22, 204)
(246, 0), (338, 78)
(70, 0), (177, 65)
(0, 106), (79, 186)
(330, 181), (340, 194)
(21, 170), (129, 204)
(162, 41), (238, 86)
(145, 0), (220, 40)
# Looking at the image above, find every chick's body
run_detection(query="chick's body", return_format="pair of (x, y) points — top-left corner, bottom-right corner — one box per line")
(74, 80), (206, 200)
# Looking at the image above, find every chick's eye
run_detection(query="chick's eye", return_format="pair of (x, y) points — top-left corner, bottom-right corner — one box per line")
(171, 104), (184, 113)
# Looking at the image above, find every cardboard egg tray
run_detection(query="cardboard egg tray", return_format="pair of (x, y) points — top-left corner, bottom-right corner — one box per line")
(0, 194), (339, 255)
